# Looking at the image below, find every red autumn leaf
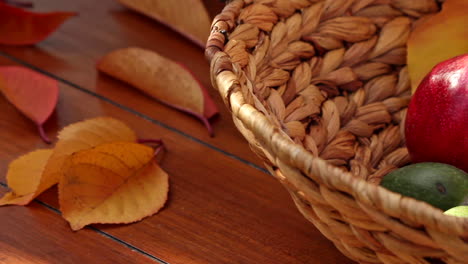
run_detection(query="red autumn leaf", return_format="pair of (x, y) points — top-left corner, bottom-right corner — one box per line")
(0, 2), (76, 45)
(0, 0), (33, 8)
(0, 66), (59, 143)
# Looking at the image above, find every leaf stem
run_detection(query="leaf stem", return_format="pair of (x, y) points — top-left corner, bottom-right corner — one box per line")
(154, 143), (165, 158)
(200, 116), (214, 137)
(137, 138), (165, 158)
(37, 124), (51, 144)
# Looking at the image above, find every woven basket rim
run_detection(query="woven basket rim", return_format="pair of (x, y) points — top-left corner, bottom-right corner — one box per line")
(206, 0), (468, 237)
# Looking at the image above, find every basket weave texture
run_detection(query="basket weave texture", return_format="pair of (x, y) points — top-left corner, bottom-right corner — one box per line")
(206, 0), (468, 263)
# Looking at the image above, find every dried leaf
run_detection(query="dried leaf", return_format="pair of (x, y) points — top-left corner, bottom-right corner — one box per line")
(0, 66), (59, 143)
(117, 0), (211, 48)
(59, 142), (169, 231)
(0, 2), (76, 45)
(407, 0), (468, 92)
(0, 149), (53, 206)
(97, 47), (218, 135)
(40, 117), (138, 199)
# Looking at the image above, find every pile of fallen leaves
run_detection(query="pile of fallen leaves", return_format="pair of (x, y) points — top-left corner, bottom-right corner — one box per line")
(0, 117), (169, 231)
(0, 0), (219, 231)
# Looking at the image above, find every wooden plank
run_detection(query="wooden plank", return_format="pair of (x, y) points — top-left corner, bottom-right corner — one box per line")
(0, 188), (156, 264)
(0, 0), (262, 166)
(0, 56), (354, 263)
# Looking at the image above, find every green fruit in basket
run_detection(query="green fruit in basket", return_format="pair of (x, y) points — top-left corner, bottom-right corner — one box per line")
(380, 162), (468, 211)
(444, 206), (468, 217)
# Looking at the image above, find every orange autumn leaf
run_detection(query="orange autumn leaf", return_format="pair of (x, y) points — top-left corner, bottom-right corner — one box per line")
(41, 117), (137, 197)
(0, 149), (53, 206)
(117, 0), (211, 48)
(0, 66), (59, 143)
(97, 47), (218, 135)
(59, 142), (169, 231)
(0, 2), (76, 45)
(407, 0), (468, 93)
(0, 117), (137, 206)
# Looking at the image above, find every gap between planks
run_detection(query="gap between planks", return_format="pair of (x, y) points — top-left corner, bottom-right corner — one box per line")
(0, 51), (269, 176)
(0, 181), (169, 264)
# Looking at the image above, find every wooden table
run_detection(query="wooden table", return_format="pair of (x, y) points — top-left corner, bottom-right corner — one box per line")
(0, 1), (355, 263)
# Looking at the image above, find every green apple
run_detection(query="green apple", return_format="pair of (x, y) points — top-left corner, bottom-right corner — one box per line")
(444, 206), (468, 217)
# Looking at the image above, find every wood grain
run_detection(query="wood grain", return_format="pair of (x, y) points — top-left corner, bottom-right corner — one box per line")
(0, 0), (262, 166)
(0, 54), (354, 264)
(0, 188), (154, 264)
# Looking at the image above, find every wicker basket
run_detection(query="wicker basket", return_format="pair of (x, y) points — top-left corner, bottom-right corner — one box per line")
(206, 0), (468, 263)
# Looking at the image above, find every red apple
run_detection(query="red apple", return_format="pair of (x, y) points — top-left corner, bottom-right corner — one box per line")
(406, 54), (468, 172)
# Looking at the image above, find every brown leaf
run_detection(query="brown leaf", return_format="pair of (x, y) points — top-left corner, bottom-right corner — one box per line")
(117, 0), (211, 48)
(97, 47), (218, 135)
(59, 142), (169, 230)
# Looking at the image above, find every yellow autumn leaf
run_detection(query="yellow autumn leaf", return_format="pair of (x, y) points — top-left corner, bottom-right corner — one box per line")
(97, 47), (218, 135)
(117, 0), (211, 48)
(40, 117), (137, 197)
(0, 149), (53, 206)
(59, 142), (169, 231)
(407, 0), (468, 93)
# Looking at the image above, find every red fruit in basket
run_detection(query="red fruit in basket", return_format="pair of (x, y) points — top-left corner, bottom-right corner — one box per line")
(405, 54), (468, 172)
